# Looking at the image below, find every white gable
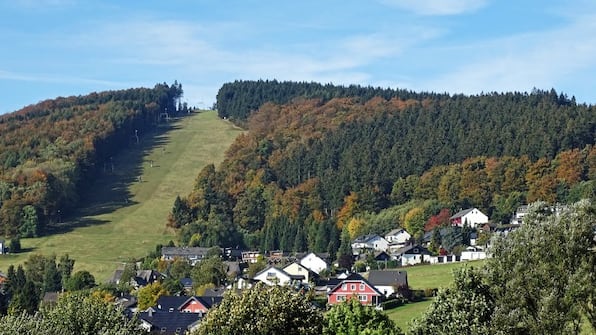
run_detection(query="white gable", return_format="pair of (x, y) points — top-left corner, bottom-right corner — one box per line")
(299, 252), (328, 274)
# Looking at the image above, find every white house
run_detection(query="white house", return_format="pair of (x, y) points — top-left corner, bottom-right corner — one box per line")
(299, 252), (329, 274)
(351, 234), (389, 253)
(396, 245), (432, 266)
(253, 266), (303, 286)
(367, 270), (408, 297)
(450, 208), (489, 229)
(0, 239), (4, 254)
(283, 262), (314, 283)
(384, 228), (411, 245)
(510, 205), (528, 225)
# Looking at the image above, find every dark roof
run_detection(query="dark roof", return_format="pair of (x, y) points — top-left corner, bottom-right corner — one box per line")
(138, 311), (201, 335)
(202, 287), (226, 297)
(367, 270), (408, 287)
(373, 251), (390, 260)
(156, 296), (188, 311)
(352, 234), (383, 244)
(180, 277), (193, 288)
(328, 273), (383, 296)
(396, 244), (431, 255)
(155, 295), (223, 311)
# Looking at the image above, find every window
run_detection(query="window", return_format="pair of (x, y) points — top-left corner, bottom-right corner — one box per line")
(359, 284), (365, 291)
(359, 295), (367, 302)
(337, 295), (347, 302)
(351, 284), (356, 291)
(342, 284), (347, 291)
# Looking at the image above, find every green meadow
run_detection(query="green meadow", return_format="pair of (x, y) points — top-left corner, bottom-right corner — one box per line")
(0, 111), (243, 283)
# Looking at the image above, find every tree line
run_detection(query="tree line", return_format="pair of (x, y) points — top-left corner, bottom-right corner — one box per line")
(169, 82), (595, 257)
(0, 82), (183, 238)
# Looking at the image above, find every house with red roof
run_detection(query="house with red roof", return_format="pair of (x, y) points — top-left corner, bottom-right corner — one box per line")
(327, 273), (383, 307)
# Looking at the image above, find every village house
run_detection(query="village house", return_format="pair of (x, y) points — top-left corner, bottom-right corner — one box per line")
(161, 246), (213, 265)
(327, 273), (383, 307)
(241, 250), (261, 264)
(367, 270), (408, 297)
(351, 234), (389, 254)
(395, 244), (432, 266)
(253, 265), (304, 286)
(510, 205), (528, 225)
(137, 295), (223, 334)
(283, 262), (316, 284)
(384, 228), (411, 246)
(299, 252), (329, 274)
(450, 208), (489, 229)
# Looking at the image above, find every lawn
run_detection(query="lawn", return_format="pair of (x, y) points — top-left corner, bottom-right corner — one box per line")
(0, 111), (243, 283)
(404, 260), (485, 290)
(384, 299), (434, 331)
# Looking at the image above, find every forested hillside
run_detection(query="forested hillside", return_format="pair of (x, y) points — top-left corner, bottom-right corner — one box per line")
(215, 80), (446, 123)
(0, 82), (183, 238)
(173, 81), (595, 257)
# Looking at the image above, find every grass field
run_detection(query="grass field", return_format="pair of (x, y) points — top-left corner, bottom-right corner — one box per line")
(0, 111), (243, 282)
(405, 260), (485, 290)
(382, 260), (485, 331)
(384, 299), (433, 331)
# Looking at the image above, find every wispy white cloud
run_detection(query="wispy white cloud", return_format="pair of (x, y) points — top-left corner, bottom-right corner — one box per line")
(379, 0), (489, 16)
(420, 13), (596, 97)
(51, 17), (441, 104)
(0, 69), (127, 87)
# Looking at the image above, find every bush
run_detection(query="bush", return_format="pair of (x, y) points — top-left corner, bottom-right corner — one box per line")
(424, 287), (437, 297)
(409, 289), (426, 302)
(381, 298), (405, 310)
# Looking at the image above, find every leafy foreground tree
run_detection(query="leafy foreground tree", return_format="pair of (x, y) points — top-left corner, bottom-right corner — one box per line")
(410, 200), (596, 335)
(324, 298), (403, 335)
(0, 292), (141, 335)
(487, 200), (596, 335)
(192, 284), (323, 335)
(409, 266), (494, 335)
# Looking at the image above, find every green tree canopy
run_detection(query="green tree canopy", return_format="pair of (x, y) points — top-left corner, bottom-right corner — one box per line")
(324, 298), (403, 335)
(193, 284), (323, 335)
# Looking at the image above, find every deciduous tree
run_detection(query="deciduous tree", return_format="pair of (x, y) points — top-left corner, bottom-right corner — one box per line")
(193, 284), (323, 335)
(324, 298), (402, 335)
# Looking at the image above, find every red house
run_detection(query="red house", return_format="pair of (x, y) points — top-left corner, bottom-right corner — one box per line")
(327, 273), (383, 307)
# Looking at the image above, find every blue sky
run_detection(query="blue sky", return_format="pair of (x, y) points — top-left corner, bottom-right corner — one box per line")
(1, 0), (596, 114)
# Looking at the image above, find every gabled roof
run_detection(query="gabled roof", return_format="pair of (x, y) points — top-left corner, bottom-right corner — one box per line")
(385, 228), (408, 236)
(450, 208), (476, 219)
(395, 244), (431, 256)
(299, 252), (330, 264)
(202, 287), (226, 297)
(155, 295), (223, 312)
(180, 277), (193, 288)
(328, 273), (383, 296)
(254, 265), (291, 279)
(178, 296), (223, 310)
(138, 311), (201, 335)
(352, 234), (384, 244)
(367, 270), (408, 287)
